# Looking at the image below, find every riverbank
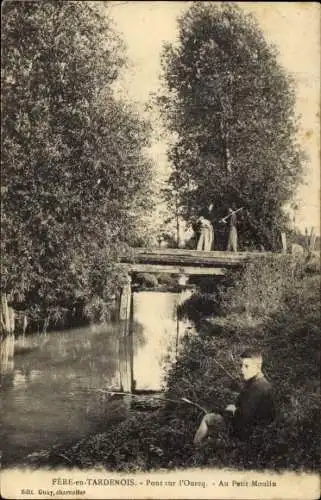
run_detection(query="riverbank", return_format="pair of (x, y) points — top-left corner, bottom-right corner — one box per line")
(22, 255), (320, 472)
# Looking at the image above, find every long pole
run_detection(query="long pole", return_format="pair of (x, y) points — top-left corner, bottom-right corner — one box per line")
(87, 389), (208, 413)
(184, 353), (241, 386)
(219, 207), (243, 224)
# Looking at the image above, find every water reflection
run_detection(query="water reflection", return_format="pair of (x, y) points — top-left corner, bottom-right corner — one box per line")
(119, 332), (133, 392)
(132, 290), (193, 391)
(0, 289), (194, 464)
(0, 334), (14, 375)
(12, 369), (42, 387)
(0, 324), (127, 464)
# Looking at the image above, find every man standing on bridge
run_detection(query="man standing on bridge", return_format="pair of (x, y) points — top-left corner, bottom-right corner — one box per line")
(193, 349), (275, 445)
(226, 207), (238, 252)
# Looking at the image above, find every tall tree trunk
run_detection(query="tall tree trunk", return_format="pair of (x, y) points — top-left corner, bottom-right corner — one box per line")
(218, 98), (232, 174)
(1, 294), (15, 336)
(175, 194), (180, 248)
(0, 333), (15, 374)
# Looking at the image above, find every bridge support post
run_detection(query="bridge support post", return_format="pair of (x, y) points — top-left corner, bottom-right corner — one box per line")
(118, 274), (133, 393)
(119, 275), (132, 325)
(281, 232), (287, 253)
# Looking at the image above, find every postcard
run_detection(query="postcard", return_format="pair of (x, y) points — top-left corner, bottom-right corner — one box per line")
(1, 1), (320, 499)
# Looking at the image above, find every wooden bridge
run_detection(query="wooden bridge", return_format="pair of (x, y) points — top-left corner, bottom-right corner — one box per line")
(121, 247), (270, 276)
(117, 247), (278, 393)
(117, 247), (274, 392)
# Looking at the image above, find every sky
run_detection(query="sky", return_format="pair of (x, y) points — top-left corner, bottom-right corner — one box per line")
(108, 1), (320, 234)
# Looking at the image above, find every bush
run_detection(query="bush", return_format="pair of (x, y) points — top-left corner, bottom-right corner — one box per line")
(156, 274), (177, 287)
(177, 292), (219, 322)
(220, 255), (303, 321)
(134, 273), (159, 289)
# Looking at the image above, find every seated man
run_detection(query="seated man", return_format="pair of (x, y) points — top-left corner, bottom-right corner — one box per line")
(193, 349), (275, 445)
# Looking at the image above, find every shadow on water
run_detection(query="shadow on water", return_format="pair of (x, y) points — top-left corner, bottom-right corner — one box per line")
(0, 289), (195, 466)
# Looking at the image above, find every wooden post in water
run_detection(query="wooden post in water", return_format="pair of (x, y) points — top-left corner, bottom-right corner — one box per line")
(118, 274), (133, 392)
(309, 227), (316, 252)
(119, 334), (133, 393)
(281, 232), (287, 253)
(119, 275), (132, 326)
(128, 291), (135, 393)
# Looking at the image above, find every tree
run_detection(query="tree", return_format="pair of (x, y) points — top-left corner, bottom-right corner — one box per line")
(161, 171), (186, 248)
(159, 2), (305, 250)
(1, 0), (152, 330)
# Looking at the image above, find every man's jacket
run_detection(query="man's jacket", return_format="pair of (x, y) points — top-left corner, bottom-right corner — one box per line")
(231, 373), (275, 440)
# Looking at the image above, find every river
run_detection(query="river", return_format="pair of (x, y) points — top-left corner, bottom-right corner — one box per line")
(0, 289), (194, 466)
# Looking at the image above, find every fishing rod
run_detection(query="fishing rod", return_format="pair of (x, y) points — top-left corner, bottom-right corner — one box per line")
(210, 357), (241, 385)
(180, 397), (208, 414)
(84, 389), (209, 413)
(80, 354), (242, 414)
(184, 354), (242, 387)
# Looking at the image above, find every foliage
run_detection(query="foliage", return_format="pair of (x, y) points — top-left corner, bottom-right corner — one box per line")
(156, 273), (177, 287)
(177, 291), (220, 323)
(220, 255), (301, 321)
(133, 273), (180, 291)
(159, 2), (305, 250)
(1, 1), (153, 326)
(134, 273), (159, 289)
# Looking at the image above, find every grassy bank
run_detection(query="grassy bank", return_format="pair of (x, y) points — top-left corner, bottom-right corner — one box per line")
(27, 255), (320, 472)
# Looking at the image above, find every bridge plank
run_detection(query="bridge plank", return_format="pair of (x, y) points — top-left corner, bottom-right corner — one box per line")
(121, 248), (281, 271)
(127, 250), (254, 267)
(123, 264), (226, 276)
(132, 248), (269, 258)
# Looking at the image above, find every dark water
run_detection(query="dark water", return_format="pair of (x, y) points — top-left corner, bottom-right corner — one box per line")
(0, 290), (193, 464)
